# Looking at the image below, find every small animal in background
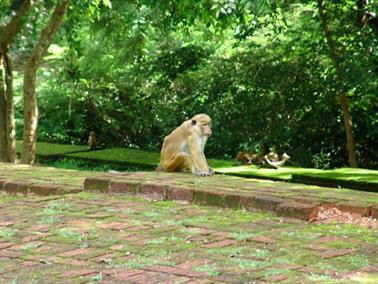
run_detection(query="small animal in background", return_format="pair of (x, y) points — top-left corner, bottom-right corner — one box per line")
(236, 151), (290, 169)
(235, 151), (263, 165)
(88, 131), (97, 150)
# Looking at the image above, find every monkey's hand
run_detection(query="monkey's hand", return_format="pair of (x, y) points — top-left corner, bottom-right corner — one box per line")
(195, 168), (213, 176)
(208, 168), (214, 175)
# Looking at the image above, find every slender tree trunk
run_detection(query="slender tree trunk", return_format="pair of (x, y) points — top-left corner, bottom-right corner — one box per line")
(0, 0), (32, 162)
(0, 56), (7, 161)
(4, 52), (16, 162)
(317, 0), (358, 168)
(21, 0), (69, 164)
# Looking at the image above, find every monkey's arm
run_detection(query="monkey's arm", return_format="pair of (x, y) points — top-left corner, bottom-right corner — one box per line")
(188, 135), (210, 175)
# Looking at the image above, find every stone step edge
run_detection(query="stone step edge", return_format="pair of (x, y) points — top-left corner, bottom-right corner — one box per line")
(0, 179), (81, 196)
(83, 177), (378, 221)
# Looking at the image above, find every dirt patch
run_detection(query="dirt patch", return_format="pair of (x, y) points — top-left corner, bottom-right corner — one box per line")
(310, 207), (378, 229)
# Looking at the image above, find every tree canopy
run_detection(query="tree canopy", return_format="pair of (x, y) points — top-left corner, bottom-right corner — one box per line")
(0, 0), (377, 169)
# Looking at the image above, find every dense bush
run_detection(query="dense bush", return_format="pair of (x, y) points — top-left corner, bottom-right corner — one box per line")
(14, 1), (377, 169)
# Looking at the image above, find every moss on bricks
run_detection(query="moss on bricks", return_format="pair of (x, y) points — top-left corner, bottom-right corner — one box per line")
(166, 186), (194, 202)
(224, 193), (242, 209)
(252, 195), (286, 211)
(337, 202), (373, 217)
(276, 202), (319, 220)
(110, 180), (140, 194)
(0, 178), (6, 190)
(139, 182), (168, 199)
(372, 206), (378, 219)
(3, 181), (32, 194)
(29, 184), (61, 196)
(193, 190), (226, 207)
(83, 177), (110, 192)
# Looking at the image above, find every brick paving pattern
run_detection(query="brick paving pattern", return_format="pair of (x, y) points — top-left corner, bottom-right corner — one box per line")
(0, 164), (377, 282)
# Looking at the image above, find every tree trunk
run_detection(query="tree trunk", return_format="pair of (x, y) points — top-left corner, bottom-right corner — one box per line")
(0, 57), (7, 161)
(4, 52), (16, 162)
(0, 0), (32, 162)
(317, 0), (358, 168)
(21, 0), (69, 164)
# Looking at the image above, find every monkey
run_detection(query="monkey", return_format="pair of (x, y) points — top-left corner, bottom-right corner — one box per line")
(235, 152), (263, 165)
(156, 114), (214, 176)
(263, 152), (290, 169)
(236, 150), (290, 168)
(236, 151), (253, 164)
(266, 151), (280, 162)
(88, 131), (97, 150)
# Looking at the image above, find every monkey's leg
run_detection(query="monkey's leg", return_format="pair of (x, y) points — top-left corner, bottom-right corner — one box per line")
(164, 152), (194, 172)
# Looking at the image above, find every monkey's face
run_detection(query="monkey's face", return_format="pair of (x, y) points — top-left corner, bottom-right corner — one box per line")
(202, 123), (212, 137)
(191, 114), (212, 137)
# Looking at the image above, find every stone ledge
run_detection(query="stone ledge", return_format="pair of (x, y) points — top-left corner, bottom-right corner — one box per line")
(81, 175), (378, 221)
(1, 180), (81, 196)
(372, 206), (378, 219)
(3, 181), (32, 194)
(1, 172), (376, 222)
(83, 177), (110, 192)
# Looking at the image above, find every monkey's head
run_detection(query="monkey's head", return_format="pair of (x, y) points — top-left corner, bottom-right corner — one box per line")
(191, 114), (212, 137)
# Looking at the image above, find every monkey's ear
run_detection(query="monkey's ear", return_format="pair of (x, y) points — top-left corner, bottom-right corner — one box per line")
(191, 119), (197, 126)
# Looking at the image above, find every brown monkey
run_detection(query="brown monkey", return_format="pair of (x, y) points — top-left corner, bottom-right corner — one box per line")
(88, 131), (97, 150)
(263, 152), (290, 169)
(157, 114), (214, 176)
(236, 151), (263, 165)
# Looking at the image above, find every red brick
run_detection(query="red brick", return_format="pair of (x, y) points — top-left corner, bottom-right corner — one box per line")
(266, 274), (289, 282)
(372, 206), (378, 219)
(83, 177), (110, 192)
(202, 239), (237, 248)
(239, 195), (256, 210)
(55, 258), (86, 267)
(3, 181), (31, 194)
(29, 183), (60, 196)
(253, 195), (285, 211)
(58, 248), (93, 257)
(337, 203), (372, 217)
(110, 180), (139, 194)
(251, 236), (277, 244)
(0, 221), (15, 227)
(57, 186), (82, 195)
(112, 270), (144, 281)
(319, 248), (356, 259)
(10, 241), (43, 251)
(167, 186), (194, 202)
(97, 222), (130, 230)
(60, 269), (97, 277)
(177, 258), (212, 270)
(193, 190), (225, 206)
(0, 178), (6, 190)
(360, 265), (378, 273)
(0, 242), (14, 250)
(22, 261), (39, 268)
(276, 202), (319, 220)
(139, 182), (167, 199)
(224, 193), (242, 209)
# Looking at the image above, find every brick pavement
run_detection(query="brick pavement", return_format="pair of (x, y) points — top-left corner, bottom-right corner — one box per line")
(1, 192), (378, 283)
(0, 164), (378, 282)
(84, 171), (378, 220)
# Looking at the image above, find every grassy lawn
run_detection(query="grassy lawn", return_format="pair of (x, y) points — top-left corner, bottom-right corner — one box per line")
(15, 141), (378, 190)
(214, 164), (378, 183)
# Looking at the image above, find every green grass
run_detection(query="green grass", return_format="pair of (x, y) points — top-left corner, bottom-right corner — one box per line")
(16, 141), (88, 156)
(15, 141), (378, 190)
(214, 164), (378, 183)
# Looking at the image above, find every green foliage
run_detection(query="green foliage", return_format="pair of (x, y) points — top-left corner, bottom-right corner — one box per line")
(10, 0), (377, 169)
